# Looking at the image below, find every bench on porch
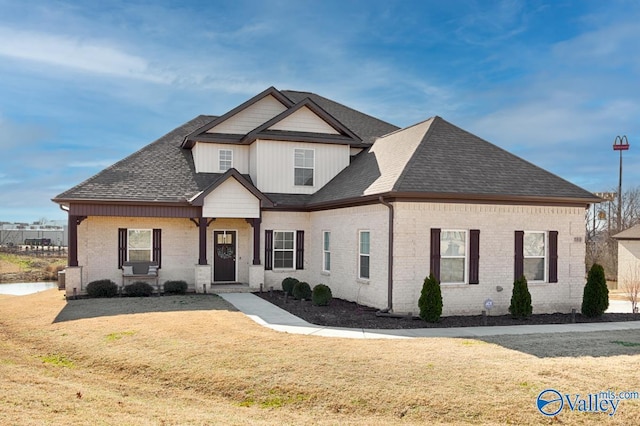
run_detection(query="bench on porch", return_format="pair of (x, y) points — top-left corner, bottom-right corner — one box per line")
(122, 261), (159, 288)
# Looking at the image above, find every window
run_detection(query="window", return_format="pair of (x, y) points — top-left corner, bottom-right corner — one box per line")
(440, 230), (467, 283)
(273, 231), (295, 269)
(430, 228), (480, 284)
(523, 231), (546, 281)
(118, 228), (161, 268)
(294, 149), (314, 186)
(265, 230), (304, 271)
(128, 229), (152, 262)
(219, 149), (233, 172)
(323, 231), (330, 272)
(359, 231), (370, 279)
(514, 230), (558, 283)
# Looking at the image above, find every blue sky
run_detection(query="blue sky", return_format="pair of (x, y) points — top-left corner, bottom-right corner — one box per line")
(1, 0), (639, 223)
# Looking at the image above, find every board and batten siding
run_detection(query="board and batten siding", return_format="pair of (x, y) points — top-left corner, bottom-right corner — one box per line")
(251, 139), (350, 194)
(268, 106), (340, 134)
(193, 143), (250, 173)
(202, 178), (260, 218)
(208, 95), (287, 134)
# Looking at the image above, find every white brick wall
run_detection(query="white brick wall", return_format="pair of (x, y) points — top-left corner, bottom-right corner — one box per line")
(392, 202), (586, 315)
(77, 217), (253, 291)
(77, 201), (587, 315)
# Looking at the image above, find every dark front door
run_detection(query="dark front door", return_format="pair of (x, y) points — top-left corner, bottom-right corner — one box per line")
(214, 231), (236, 282)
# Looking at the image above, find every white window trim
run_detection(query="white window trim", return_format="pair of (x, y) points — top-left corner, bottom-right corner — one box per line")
(358, 230), (370, 280)
(128, 228), (152, 262)
(294, 148), (315, 187)
(524, 230), (547, 283)
(273, 230), (296, 270)
(219, 148), (233, 172)
(440, 229), (468, 285)
(322, 231), (330, 273)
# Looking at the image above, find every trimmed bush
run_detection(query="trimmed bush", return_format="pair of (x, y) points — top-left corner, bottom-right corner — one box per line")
(418, 273), (442, 323)
(581, 263), (609, 318)
(292, 281), (312, 300)
(312, 284), (332, 306)
(164, 280), (188, 295)
(86, 279), (118, 298)
(509, 275), (532, 319)
(124, 281), (154, 297)
(282, 277), (299, 296)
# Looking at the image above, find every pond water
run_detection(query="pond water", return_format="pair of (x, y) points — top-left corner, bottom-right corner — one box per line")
(0, 282), (58, 296)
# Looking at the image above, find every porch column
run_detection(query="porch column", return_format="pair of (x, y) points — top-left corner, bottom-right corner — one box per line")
(68, 214), (79, 267)
(246, 218), (261, 265)
(198, 217), (208, 265)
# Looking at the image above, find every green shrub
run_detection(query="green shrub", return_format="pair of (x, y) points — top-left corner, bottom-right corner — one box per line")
(581, 263), (609, 317)
(124, 281), (154, 297)
(418, 273), (442, 322)
(292, 281), (312, 300)
(282, 277), (299, 296)
(86, 279), (118, 298)
(164, 280), (188, 295)
(509, 275), (532, 319)
(312, 284), (332, 306)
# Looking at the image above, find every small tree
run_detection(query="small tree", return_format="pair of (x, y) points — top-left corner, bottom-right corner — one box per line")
(621, 263), (640, 314)
(509, 275), (532, 319)
(418, 273), (442, 323)
(582, 263), (609, 317)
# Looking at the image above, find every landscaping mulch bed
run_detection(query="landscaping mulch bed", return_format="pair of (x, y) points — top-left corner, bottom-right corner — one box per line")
(256, 290), (640, 329)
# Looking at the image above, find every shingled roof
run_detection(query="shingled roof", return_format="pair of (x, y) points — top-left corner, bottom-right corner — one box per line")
(54, 88), (598, 208)
(310, 116), (598, 206)
(53, 115), (224, 203)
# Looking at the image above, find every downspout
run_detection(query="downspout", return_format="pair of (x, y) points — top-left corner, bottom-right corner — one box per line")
(378, 196), (394, 313)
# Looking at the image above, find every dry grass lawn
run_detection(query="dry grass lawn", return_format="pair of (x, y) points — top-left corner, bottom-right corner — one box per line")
(1, 290), (639, 425)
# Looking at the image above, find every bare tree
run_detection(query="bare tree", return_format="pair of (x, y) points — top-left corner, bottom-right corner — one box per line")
(621, 263), (640, 314)
(587, 185), (640, 281)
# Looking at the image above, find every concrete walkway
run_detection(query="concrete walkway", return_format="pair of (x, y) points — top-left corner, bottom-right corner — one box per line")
(219, 293), (640, 339)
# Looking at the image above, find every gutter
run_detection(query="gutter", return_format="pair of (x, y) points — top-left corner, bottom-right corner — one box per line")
(378, 196), (394, 313)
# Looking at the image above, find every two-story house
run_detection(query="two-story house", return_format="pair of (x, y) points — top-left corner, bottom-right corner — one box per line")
(53, 87), (598, 315)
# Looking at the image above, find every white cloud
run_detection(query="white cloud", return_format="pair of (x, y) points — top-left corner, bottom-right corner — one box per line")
(0, 26), (170, 83)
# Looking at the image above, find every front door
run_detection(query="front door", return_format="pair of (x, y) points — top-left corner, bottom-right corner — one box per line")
(213, 231), (236, 282)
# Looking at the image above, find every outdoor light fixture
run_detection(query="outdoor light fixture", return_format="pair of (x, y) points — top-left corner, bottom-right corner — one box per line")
(613, 135), (630, 231)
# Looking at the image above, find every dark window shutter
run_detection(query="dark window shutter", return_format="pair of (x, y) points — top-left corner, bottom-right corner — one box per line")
(265, 230), (273, 270)
(514, 230), (524, 280)
(469, 229), (480, 284)
(296, 230), (304, 270)
(118, 228), (127, 269)
(430, 228), (441, 281)
(548, 230), (558, 283)
(153, 229), (162, 268)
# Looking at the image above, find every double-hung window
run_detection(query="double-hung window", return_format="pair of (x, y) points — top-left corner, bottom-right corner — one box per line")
(359, 230), (370, 279)
(118, 228), (162, 268)
(430, 228), (480, 284)
(440, 230), (467, 283)
(265, 230), (305, 271)
(523, 231), (545, 281)
(514, 230), (558, 283)
(294, 149), (314, 186)
(273, 231), (295, 269)
(128, 229), (152, 262)
(322, 231), (331, 272)
(219, 149), (233, 172)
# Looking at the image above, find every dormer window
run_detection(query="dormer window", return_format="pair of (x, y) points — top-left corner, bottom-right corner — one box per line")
(294, 148), (314, 186)
(219, 149), (233, 172)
